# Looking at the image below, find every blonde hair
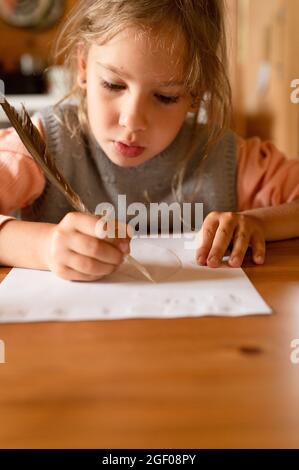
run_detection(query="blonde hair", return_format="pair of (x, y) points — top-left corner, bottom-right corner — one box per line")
(54, 0), (231, 202)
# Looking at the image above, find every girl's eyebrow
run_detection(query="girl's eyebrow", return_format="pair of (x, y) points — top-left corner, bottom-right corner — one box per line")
(96, 61), (184, 87)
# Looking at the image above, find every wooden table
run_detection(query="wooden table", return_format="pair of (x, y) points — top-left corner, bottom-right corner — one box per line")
(0, 239), (299, 448)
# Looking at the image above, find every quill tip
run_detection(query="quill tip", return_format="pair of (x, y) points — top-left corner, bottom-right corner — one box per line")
(125, 254), (155, 283)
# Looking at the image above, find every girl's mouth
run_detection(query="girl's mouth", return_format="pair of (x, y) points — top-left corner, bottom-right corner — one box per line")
(114, 141), (145, 158)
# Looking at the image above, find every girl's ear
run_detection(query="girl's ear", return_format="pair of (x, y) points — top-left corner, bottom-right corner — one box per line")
(77, 43), (87, 88)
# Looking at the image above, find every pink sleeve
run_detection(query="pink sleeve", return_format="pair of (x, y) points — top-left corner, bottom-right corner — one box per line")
(237, 136), (299, 211)
(0, 118), (46, 215)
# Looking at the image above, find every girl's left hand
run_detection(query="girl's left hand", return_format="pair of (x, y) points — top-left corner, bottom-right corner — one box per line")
(196, 211), (266, 268)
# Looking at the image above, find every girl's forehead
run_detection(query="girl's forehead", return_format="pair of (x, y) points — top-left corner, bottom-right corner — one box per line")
(95, 25), (185, 60)
(91, 25), (187, 78)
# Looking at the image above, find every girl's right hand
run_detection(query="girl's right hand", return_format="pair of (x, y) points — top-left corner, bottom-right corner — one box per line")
(45, 212), (131, 281)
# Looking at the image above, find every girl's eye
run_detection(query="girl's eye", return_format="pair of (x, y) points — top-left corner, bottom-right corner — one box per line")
(156, 94), (179, 105)
(100, 80), (179, 105)
(101, 80), (125, 91)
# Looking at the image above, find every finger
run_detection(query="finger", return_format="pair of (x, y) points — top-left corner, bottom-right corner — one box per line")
(196, 219), (219, 265)
(116, 239), (131, 255)
(207, 219), (236, 267)
(105, 235), (131, 255)
(64, 250), (117, 277)
(251, 232), (266, 265)
(93, 218), (131, 254)
(228, 228), (251, 267)
(62, 212), (102, 236)
(95, 217), (132, 241)
(62, 212), (131, 242)
(68, 231), (124, 266)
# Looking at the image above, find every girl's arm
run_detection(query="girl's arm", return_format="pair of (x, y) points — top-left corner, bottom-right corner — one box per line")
(241, 199), (299, 241)
(0, 123), (130, 280)
(196, 136), (299, 268)
(237, 135), (299, 240)
(0, 122), (46, 215)
(0, 218), (53, 269)
(196, 200), (299, 269)
(236, 136), (299, 211)
(0, 120), (50, 269)
(0, 213), (131, 281)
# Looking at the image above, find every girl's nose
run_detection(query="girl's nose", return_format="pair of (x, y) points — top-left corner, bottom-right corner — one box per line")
(118, 97), (147, 132)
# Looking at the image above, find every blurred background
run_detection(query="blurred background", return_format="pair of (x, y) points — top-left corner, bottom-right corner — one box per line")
(227, 0), (299, 159)
(0, 0), (298, 158)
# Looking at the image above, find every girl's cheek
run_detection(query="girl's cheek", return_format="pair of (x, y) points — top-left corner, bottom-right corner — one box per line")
(102, 104), (119, 126)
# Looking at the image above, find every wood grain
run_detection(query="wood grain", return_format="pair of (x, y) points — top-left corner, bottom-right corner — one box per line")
(0, 238), (299, 448)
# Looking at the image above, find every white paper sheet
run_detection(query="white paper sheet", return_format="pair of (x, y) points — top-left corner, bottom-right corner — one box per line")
(0, 234), (272, 323)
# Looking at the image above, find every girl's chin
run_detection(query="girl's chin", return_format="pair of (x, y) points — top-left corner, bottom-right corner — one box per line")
(110, 155), (144, 167)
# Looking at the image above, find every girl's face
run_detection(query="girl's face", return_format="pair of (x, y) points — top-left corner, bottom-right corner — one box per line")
(79, 26), (196, 167)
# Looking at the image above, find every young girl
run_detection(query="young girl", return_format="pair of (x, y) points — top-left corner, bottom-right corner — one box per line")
(0, 0), (299, 282)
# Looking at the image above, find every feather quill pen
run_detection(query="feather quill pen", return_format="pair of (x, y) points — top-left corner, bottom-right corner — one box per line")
(0, 95), (154, 282)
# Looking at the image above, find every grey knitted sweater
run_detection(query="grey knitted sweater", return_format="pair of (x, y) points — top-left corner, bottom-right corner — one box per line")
(21, 102), (237, 231)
